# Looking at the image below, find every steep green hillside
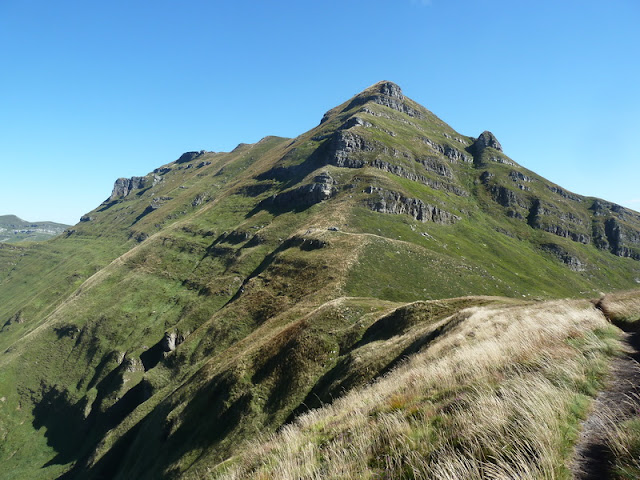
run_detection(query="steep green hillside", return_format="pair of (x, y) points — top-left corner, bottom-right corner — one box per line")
(209, 296), (621, 480)
(0, 81), (639, 479)
(0, 215), (69, 243)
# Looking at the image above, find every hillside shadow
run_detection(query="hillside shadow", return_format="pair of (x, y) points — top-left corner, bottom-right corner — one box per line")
(34, 362), (152, 469)
(246, 140), (331, 218)
(287, 312), (465, 421)
(32, 388), (88, 466)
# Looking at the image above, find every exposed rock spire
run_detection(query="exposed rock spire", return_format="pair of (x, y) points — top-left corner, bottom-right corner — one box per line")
(473, 131), (502, 152)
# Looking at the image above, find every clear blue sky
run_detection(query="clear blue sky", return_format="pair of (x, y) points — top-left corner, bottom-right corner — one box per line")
(1, 0), (638, 225)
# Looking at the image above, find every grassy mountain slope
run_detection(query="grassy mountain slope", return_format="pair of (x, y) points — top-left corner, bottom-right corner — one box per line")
(209, 296), (621, 480)
(0, 215), (69, 243)
(0, 81), (640, 479)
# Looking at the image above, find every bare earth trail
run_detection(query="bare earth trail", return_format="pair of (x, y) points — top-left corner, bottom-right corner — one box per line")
(572, 328), (640, 479)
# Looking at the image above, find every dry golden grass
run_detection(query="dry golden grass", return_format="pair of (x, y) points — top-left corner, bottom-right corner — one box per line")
(199, 299), (615, 480)
(597, 289), (640, 325)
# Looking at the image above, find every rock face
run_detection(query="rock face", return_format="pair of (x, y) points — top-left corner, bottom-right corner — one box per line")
(539, 223), (590, 244)
(109, 176), (146, 201)
(323, 131), (468, 196)
(602, 218), (640, 259)
(322, 81), (424, 124)
(510, 171), (531, 183)
(549, 185), (581, 202)
(589, 204), (640, 258)
(473, 131), (503, 153)
(340, 116), (372, 130)
(490, 185), (528, 209)
(175, 150), (206, 164)
(420, 156), (453, 178)
(378, 81), (403, 99)
(469, 131), (505, 166)
(525, 200), (590, 244)
(266, 172), (337, 209)
(161, 332), (178, 352)
(360, 81), (424, 119)
(365, 186), (459, 224)
(481, 169), (597, 247)
(422, 138), (474, 164)
(541, 244), (585, 271)
(148, 196), (172, 212)
(327, 131), (376, 167)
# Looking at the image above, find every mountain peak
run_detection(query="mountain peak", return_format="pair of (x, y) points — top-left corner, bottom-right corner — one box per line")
(365, 80), (404, 99)
(321, 80), (422, 124)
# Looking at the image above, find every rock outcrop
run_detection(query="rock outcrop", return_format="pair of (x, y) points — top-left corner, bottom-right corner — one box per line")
(549, 186), (581, 202)
(469, 131), (507, 166)
(340, 116), (372, 130)
(323, 132), (468, 196)
(482, 176), (593, 245)
(419, 157), (454, 178)
(509, 171), (532, 183)
(322, 81), (424, 124)
(603, 218), (640, 259)
(175, 150), (206, 164)
(265, 172), (337, 209)
(161, 332), (178, 352)
(526, 199), (590, 244)
(490, 185), (528, 209)
(541, 244), (585, 271)
(422, 138), (474, 164)
(149, 196), (172, 211)
(539, 223), (590, 244)
(364, 186), (459, 224)
(326, 131), (376, 167)
(472, 131), (503, 153)
(109, 176), (146, 201)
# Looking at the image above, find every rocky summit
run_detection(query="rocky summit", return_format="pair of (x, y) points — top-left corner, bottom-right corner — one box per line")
(1, 81), (640, 479)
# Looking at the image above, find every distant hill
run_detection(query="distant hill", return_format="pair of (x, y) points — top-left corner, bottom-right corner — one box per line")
(0, 214), (69, 242)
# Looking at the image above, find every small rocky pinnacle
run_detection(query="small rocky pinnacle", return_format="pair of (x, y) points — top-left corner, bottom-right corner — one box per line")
(473, 131), (503, 152)
(320, 81), (407, 124)
(375, 80), (404, 99)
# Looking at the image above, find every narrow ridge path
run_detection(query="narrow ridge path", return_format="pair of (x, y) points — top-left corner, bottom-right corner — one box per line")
(572, 329), (640, 479)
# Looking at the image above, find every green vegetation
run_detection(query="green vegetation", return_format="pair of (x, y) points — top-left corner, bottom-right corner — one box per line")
(207, 299), (620, 480)
(0, 81), (639, 478)
(0, 215), (69, 243)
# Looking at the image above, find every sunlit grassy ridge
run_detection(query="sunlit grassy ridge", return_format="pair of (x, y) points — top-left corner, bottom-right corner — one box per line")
(206, 298), (619, 480)
(0, 81), (639, 478)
